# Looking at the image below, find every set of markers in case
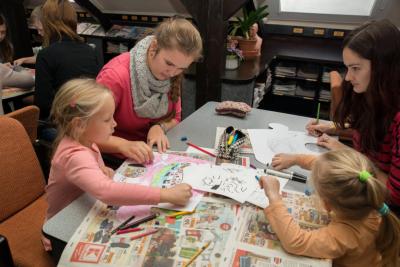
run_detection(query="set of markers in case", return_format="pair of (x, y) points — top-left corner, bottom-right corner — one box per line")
(216, 126), (246, 162)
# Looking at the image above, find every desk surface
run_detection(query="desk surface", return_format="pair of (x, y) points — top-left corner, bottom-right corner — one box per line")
(43, 101), (315, 244)
(2, 87), (34, 101)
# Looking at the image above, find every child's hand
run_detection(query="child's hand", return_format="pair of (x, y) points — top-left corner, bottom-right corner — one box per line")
(260, 176), (281, 204)
(41, 234), (52, 251)
(101, 166), (114, 178)
(317, 133), (346, 151)
(271, 153), (297, 170)
(160, 183), (193, 206)
(305, 120), (335, 137)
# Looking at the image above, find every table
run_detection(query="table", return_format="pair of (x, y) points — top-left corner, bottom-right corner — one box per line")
(2, 87), (35, 113)
(43, 101), (320, 262)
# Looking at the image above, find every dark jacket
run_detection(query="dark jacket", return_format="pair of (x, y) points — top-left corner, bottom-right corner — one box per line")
(35, 37), (101, 119)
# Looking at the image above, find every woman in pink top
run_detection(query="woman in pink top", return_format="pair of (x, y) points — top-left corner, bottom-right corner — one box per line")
(97, 17), (203, 163)
(44, 78), (192, 250)
(260, 149), (400, 267)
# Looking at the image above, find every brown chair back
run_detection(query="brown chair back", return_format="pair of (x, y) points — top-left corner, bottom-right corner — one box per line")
(0, 117), (45, 222)
(4, 105), (39, 143)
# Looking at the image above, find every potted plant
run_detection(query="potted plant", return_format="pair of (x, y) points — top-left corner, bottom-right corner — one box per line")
(229, 5), (268, 59)
(225, 39), (243, 70)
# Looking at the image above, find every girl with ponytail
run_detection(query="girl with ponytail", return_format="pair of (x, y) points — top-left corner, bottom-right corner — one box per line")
(260, 149), (400, 266)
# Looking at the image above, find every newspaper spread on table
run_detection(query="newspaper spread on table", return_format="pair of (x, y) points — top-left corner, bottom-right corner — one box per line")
(58, 152), (331, 267)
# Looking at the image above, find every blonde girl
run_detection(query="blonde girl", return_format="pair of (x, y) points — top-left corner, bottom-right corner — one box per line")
(96, 17), (202, 163)
(261, 149), (400, 267)
(45, 79), (192, 241)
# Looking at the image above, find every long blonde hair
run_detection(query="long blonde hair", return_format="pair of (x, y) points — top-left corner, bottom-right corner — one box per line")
(312, 149), (400, 266)
(50, 78), (112, 153)
(152, 17), (202, 121)
(41, 0), (82, 47)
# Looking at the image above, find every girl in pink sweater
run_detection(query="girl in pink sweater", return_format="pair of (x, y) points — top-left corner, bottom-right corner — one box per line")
(261, 149), (400, 267)
(44, 78), (192, 249)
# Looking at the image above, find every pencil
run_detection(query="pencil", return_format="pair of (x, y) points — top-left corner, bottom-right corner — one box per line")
(186, 142), (216, 158)
(167, 210), (194, 218)
(183, 241), (211, 267)
(130, 228), (159, 241)
(316, 102), (321, 124)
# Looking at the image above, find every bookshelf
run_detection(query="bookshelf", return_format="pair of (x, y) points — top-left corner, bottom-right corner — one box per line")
(259, 56), (345, 120)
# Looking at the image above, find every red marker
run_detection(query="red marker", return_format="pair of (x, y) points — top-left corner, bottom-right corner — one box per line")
(116, 227), (143, 235)
(130, 228), (159, 241)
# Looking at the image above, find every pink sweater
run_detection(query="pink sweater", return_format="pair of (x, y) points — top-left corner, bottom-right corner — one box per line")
(96, 52), (182, 142)
(46, 137), (161, 219)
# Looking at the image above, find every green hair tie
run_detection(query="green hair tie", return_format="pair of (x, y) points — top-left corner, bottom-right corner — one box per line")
(378, 203), (390, 216)
(359, 170), (372, 182)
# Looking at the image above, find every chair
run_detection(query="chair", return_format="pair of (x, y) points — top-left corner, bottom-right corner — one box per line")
(4, 105), (40, 143)
(0, 117), (54, 267)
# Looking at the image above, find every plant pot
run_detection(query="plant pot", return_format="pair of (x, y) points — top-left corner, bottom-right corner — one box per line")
(225, 55), (240, 70)
(237, 38), (260, 59)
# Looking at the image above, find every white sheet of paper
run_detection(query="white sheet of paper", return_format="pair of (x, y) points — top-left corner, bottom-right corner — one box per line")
(182, 164), (259, 203)
(246, 177), (289, 208)
(248, 128), (319, 164)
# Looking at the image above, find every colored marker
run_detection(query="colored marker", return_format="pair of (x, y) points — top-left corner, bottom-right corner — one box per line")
(120, 213), (158, 230)
(227, 135), (234, 145)
(130, 228), (159, 241)
(255, 175), (260, 181)
(316, 102), (321, 124)
(110, 214), (136, 235)
(183, 241), (211, 267)
(116, 227), (143, 235)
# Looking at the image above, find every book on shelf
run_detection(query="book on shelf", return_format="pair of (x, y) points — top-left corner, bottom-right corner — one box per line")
(81, 24), (101, 35)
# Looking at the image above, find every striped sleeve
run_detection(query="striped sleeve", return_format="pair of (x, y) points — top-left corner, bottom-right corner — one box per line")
(388, 113), (400, 206)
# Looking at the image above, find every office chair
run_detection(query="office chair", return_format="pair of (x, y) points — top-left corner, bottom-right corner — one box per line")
(0, 117), (54, 267)
(4, 105), (40, 143)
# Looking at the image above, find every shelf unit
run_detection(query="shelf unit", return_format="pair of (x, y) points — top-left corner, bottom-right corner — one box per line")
(259, 56), (344, 120)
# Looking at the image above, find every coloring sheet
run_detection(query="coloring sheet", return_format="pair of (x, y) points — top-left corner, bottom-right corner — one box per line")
(114, 152), (212, 212)
(248, 125), (319, 164)
(182, 165), (259, 203)
(219, 163), (289, 208)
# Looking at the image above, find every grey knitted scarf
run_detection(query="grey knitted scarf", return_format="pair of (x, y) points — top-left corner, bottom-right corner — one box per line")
(130, 36), (171, 118)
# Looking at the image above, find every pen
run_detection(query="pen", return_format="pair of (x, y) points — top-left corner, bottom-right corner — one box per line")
(316, 102), (321, 124)
(120, 213), (158, 230)
(183, 241), (211, 267)
(186, 142), (216, 158)
(264, 168), (307, 183)
(116, 227), (143, 235)
(255, 175), (260, 181)
(130, 228), (159, 241)
(110, 214), (136, 235)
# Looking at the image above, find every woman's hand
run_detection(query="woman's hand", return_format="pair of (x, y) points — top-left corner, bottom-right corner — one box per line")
(317, 133), (347, 150)
(306, 119), (336, 137)
(119, 140), (154, 164)
(147, 124), (170, 153)
(271, 153), (298, 170)
(160, 183), (193, 206)
(260, 176), (281, 204)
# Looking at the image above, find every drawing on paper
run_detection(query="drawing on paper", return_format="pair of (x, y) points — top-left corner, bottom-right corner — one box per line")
(202, 175), (248, 193)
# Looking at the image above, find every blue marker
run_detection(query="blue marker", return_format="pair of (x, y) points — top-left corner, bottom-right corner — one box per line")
(232, 133), (238, 144)
(255, 175), (260, 181)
